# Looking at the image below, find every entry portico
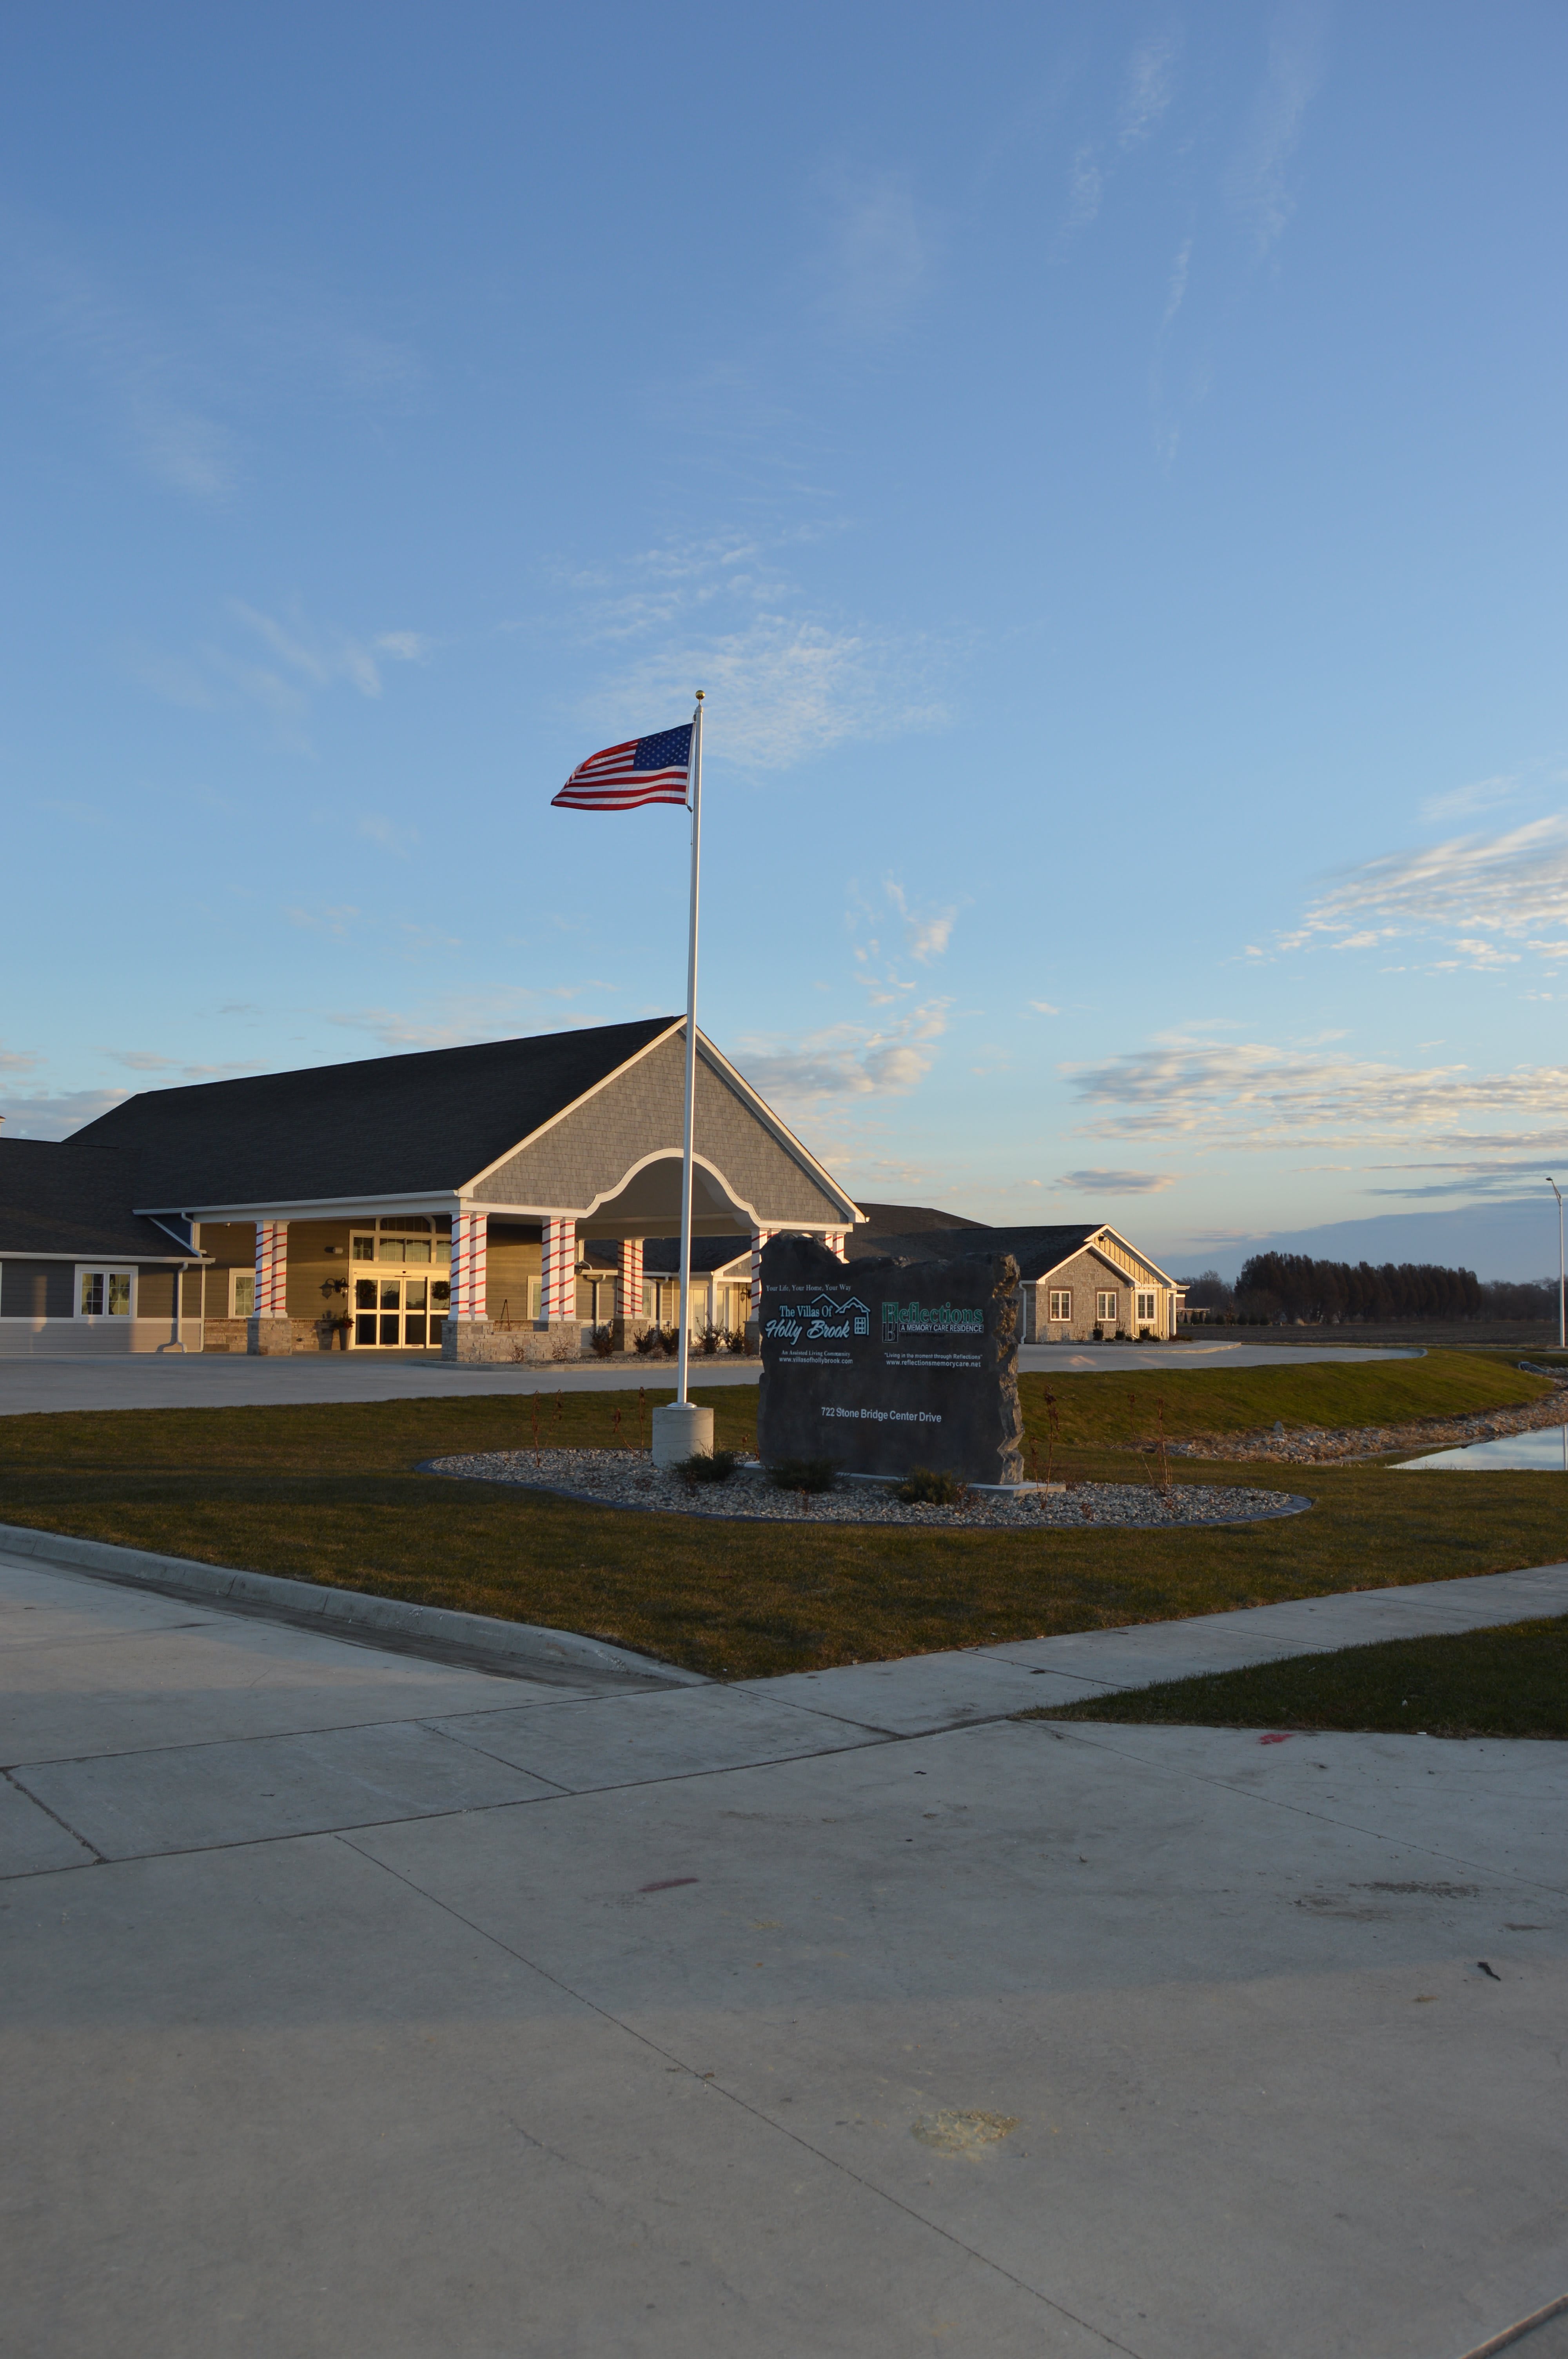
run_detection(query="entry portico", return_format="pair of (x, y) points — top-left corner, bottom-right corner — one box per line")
(0, 1018), (860, 1361)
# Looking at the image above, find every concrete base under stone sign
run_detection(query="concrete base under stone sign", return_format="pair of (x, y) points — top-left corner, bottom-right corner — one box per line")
(757, 1234), (1025, 1484)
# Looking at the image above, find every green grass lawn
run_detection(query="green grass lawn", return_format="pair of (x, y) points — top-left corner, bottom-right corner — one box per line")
(0, 1352), (1561, 1678)
(1030, 1616), (1568, 1740)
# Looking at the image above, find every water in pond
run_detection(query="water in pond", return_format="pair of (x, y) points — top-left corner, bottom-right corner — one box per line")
(1397, 1423), (1568, 1471)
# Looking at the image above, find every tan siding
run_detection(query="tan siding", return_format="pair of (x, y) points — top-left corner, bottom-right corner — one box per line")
(485, 1225), (541, 1326)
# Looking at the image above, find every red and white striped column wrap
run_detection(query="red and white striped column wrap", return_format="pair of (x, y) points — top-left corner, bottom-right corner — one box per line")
(825, 1232), (848, 1262)
(749, 1228), (774, 1318)
(253, 1221), (289, 1318)
(450, 1209), (487, 1320)
(542, 1218), (577, 1320)
(615, 1239), (643, 1324)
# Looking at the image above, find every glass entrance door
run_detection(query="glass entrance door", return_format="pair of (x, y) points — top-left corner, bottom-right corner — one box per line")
(352, 1272), (446, 1347)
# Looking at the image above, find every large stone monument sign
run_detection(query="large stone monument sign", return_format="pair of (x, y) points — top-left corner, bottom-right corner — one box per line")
(756, 1234), (1025, 1485)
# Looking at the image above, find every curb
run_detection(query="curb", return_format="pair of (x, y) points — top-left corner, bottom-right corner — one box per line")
(0, 1520), (707, 1688)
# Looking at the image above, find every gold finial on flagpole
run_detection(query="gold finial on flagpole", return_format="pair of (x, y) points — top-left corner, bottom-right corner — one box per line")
(695, 688), (704, 700)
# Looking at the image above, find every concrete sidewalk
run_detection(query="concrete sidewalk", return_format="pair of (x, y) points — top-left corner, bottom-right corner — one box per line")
(4, 1548), (1565, 2357)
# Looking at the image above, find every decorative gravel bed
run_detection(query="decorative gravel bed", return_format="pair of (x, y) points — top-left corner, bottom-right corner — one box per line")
(422, 1448), (1310, 1529)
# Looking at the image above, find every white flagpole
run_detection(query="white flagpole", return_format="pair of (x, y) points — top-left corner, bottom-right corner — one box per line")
(676, 691), (704, 1409)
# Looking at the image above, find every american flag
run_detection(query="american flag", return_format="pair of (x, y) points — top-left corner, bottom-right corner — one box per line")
(552, 724), (693, 811)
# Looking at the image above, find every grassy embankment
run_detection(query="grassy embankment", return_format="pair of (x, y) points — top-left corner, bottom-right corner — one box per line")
(0, 1351), (1560, 1679)
(1033, 1617), (1568, 1741)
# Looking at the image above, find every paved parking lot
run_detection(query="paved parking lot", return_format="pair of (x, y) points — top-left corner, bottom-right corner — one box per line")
(4, 1545), (1566, 2357)
(0, 1338), (1417, 1417)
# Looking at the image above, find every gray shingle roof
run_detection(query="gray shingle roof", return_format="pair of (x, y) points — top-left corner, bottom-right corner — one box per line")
(849, 1200), (986, 1236)
(0, 1141), (196, 1261)
(852, 1224), (1101, 1281)
(66, 1017), (679, 1209)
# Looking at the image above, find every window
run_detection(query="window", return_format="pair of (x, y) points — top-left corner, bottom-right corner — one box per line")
(1047, 1290), (1071, 1322)
(1136, 1291), (1157, 1324)
(79, 1269), (133, 1317)
(1095, 1290), (1118, 1324)
(230, 1270), (256, 1318)
(354, 1219), (447, 1266)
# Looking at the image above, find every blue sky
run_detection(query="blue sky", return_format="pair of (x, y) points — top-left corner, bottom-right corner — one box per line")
(3, 4), (1566, 1276)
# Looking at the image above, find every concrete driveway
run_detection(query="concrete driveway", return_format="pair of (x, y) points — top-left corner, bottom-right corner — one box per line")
(0, 1339), (1418, 1417)
(4, 1545), (1566, 2357)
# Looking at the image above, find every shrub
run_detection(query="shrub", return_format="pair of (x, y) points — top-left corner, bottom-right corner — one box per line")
(675, 1447), (741, 1485)
(546, 1323), (580, 1362)
(588, 1324), (615, 1359)
(633, 1327), (663, 1357)
(657, 1324), (681, 1355)
(766, 1456), (838, 1494)
(897, 1465), (962, 1506)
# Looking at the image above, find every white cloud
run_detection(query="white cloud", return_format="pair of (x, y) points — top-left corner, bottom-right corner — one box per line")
(130, 602), (430, 749)
(230, 603), (427, 700)
(1228, 9), (1325, 256)
(884, 879), (956, 964)
(1421, 771), (1525, 824)
(1283, 813), (1568, 969)
(357, 814), (418, 858)
(816, 168), (935, 340)
(287, 903), (361, 940)
(600, 609), (946, 771)
(0, 1085), (132, 1138)
(1067, 1030), (1568, 1150)
(1030, 1000), (1061, 1016)
(1067, 145), (1104, 229)
(1365, 1161), (1568, 1202)
(325, 984), (616, 1052)
(1120, 34), (1180, 147)
(737, 1001), (949, 1112)
(1053, 1168), (1178, 1195)
(1, 212), (423, 503)
(557, 530), (951, 772)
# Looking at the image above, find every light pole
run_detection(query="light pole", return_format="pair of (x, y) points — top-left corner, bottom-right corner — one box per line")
(1549, 1177), (1565, 1351)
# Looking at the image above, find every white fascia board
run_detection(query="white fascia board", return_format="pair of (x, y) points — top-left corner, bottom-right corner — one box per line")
(0, 1247), (198, 1265)
(459, 1023), (685, 1195)
(1094, 1225), (1180, 1288)
(134, 1192), (461, 1223)
(692, 1033), (863, 1223)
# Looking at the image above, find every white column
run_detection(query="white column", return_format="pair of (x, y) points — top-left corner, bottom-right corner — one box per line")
(615, 1239), (644, 1335)
(450, 1209), (488, 1321)
(749, 1228), (773, 1320)
(825, 1231), (848, 1262)
(248, 1220), (291, 1354)
(541, 1218), (576, 1324)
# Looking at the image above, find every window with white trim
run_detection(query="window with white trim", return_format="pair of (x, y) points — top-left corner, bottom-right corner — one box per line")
(230, 1270), (256, 1318)
(1095, 1290), (1118, 1323)
(1048, 1289), (1071, 1322)
(78, 1269), (134, 1318)
(1136, 1291), (1157, 1323)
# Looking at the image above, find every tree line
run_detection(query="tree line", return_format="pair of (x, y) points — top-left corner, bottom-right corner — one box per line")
(1181, 1256), (1560, 1324)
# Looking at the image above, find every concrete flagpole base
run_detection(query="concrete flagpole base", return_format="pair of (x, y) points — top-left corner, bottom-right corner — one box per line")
(651, 1401), (714, 1468)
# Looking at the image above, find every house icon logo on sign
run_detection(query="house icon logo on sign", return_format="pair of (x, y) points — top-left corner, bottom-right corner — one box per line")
(807, 1292), (870, 1335)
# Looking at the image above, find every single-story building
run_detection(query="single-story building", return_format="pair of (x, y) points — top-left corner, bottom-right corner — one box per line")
(857, 1220), (1186, 1342)
(0, 1017), (859, 1359)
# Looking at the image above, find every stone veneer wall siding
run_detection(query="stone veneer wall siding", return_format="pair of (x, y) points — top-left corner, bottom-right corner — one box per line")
(479, 1031), (843, 1226)
(1027, 1241), (1175, 1341)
